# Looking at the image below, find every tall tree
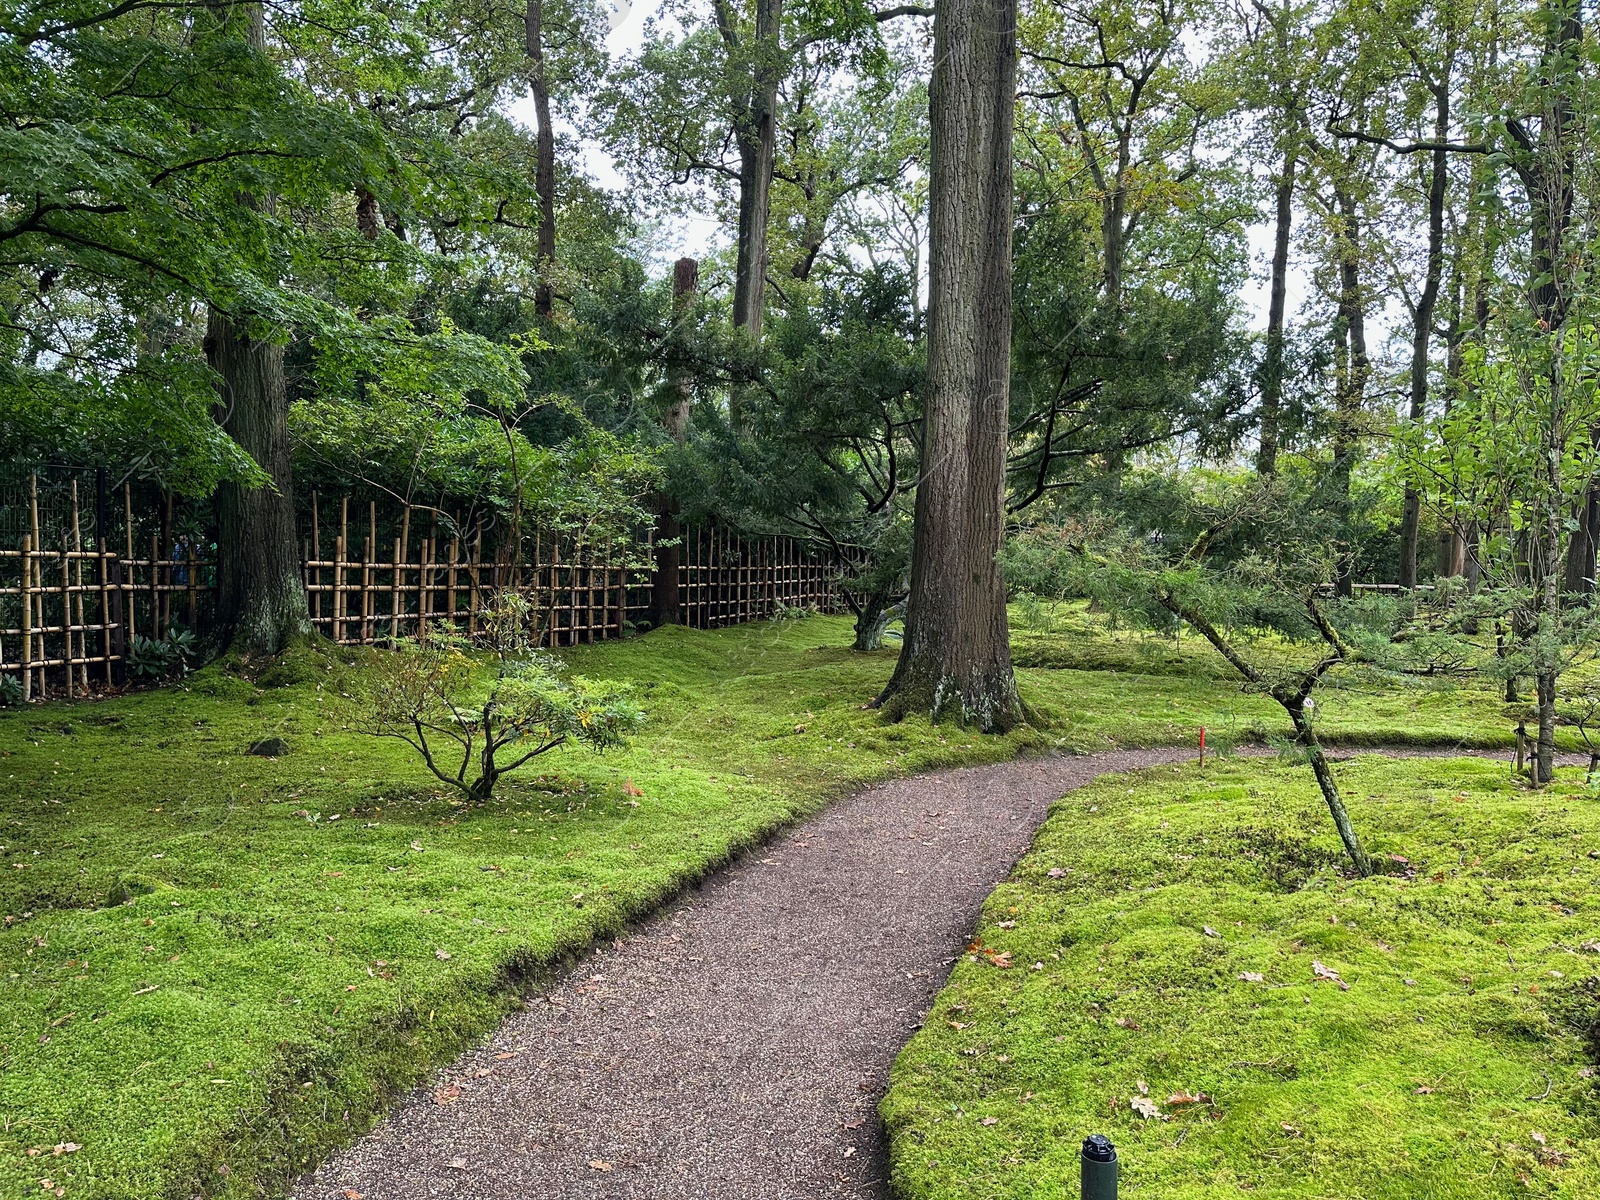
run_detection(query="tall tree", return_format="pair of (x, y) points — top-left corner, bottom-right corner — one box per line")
(875, 0), (1023, 729)
(526, 0), (558, 318)
(203, 1), (311, 654)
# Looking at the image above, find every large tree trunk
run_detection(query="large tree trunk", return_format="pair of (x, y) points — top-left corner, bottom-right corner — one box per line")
(874, 0), (1022, 732)
(204, 0), (309, 656)
(1398, 86), (1451, 590)
(651, 257), (698, 628)
(1256, 151), (1295, 477)
(525, 0), (557, 319)
(731, 0), (780, 343)
(208, 309), (311, 655)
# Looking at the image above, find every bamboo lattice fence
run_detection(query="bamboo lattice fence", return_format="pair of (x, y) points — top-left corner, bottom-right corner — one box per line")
(301, 495), (834, 646)
(1, 477), (836, 701)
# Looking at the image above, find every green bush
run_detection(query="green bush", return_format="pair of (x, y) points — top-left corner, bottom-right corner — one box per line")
(353, 592), (644, 803)
(126, 628), (198, 681)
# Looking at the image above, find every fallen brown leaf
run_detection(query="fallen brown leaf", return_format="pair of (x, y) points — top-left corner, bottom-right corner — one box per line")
(1130, 1096), (1164, 1120)
(1312, 961), (1350, 990)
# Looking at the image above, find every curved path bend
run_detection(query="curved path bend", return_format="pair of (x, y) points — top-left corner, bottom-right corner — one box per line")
(295, 746), (1539, 1200)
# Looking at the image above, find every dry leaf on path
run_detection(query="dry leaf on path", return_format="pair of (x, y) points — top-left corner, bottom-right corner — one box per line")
(589, 1160), (615, 1172)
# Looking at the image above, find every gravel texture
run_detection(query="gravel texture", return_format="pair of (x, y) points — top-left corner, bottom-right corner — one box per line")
(294, 749), (1198, 1200)
(296, 744), (1554, 1200)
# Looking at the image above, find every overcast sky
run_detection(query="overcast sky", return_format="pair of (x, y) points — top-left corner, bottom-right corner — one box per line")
(506, 0), (1319, 337)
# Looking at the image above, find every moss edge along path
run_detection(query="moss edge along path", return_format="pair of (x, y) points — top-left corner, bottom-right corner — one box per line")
(0, 615), (1572, 1199)
(883, 754), (1600, 1200)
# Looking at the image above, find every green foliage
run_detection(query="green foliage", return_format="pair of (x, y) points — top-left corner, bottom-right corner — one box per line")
(688, 262), (923, 645)
(355, 592), (644, 803)
(883, 755), (1600, 1199)
(125, 628), (199, 682)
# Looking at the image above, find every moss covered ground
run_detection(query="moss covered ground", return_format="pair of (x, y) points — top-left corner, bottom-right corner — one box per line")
(0, 611), (1569, 1199)
(881, 754), (1600, 1199)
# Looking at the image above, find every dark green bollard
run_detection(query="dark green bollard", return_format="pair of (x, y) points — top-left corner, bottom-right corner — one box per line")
(1081, 1134), (1118, 1200)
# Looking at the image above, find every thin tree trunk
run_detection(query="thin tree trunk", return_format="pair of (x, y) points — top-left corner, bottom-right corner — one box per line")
(875, 0), (1022, 731)
(651, 257), (698, 628)
(853, 592), (897, 652)
(526, 0), (557, 319)
(1525, 0), (1580, 776)
(1330, 185), (1368, 599)
(1287, 702), (1371, 876)
(1257, 151), (1295, 477)
(1398, 85), (1451, 590)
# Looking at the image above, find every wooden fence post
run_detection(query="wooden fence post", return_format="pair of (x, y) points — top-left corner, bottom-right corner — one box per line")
(20, 534), (32, 701)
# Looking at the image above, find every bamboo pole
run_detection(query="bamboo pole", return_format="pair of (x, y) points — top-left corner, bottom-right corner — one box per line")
(28, 476), (41, 693)
(399, 504), (412, 632)
(20, 534), (32, 701)
(150, 533), (160, 636)
(123, 483), (136, 644)
(70, 481), (86, 690)
(390, 537), (402, 640)
(420, 536), (432, 630)
(551, 535), (562, 645)
(60, 541), (73, 697)
(447, 530), (459, 631)
(310, 490), (321, 631)
(334, 534), (346, 645)
(97, 522), (113, 687)
(186, 542), (197, 631)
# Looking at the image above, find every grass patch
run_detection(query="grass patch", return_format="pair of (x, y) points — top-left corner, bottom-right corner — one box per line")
(0, 614), (1557, 1199)
(881, 754), (1600, 1199)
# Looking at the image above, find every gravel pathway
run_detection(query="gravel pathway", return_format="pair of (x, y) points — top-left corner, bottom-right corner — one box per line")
(295, 744), (1542, 1200)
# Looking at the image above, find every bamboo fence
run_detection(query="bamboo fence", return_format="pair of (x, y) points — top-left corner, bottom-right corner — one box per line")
(1, 479), (836, 701)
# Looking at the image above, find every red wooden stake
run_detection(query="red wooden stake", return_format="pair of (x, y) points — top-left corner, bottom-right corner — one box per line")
(1199, 725), (1206, 768)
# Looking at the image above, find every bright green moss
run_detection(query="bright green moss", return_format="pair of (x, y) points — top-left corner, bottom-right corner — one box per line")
(881, 755), (1600, 1199)
(0, 615), (1558, 1199)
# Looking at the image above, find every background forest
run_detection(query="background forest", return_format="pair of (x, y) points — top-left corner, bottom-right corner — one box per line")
(8, 0), (1593, 645)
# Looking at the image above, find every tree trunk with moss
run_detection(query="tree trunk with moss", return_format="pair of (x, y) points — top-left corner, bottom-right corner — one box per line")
(852, 593), (898, 652)
(874, 0), (1022, 731)
(204, 1), (310, 656)
(208, 308), (311, 655)
(1285, 700), (1371, 876)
